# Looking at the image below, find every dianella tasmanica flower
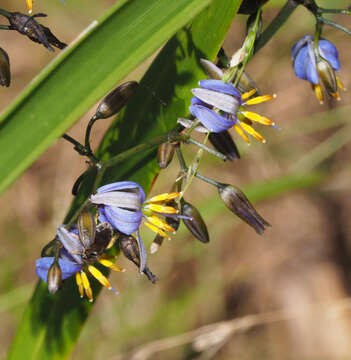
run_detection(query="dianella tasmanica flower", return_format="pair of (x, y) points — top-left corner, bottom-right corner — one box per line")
(36, 213), (124, 301)
(90, 181), (180, 271)
(178, 60), (276, 144)
(292, 35), (345, 104)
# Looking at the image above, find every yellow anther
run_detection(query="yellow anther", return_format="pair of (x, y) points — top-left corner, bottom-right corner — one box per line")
(147, 215), (176, 233)
(75, 272), (84, 298)
(234, 124), (250, 144)
(313, 84), (324, 104)
(146, 192), (180, 203)
(80, 271), (93, 302)
(106, 234), (118, 249)
(144, 204), (178, 214)
(26, 0), (33, 13)
(144, 222), (169, 238)
(240, 122), (266, 143)
(88, 265), (112, 289)
(336, 76), (346, 91)
(241, 89), (257, 100)
(98, 258), (125, 272)
(241, 111), (274, 125)
(244, 94), (276, 105)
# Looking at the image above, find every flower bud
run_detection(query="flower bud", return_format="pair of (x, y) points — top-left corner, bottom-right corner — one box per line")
(316, 58), (339, 99)
(157, 142), (175, 169)
(200, 58), (223, 80)
(239, 0), (269, 14)
(95, 81), (138, 119)
(209, 131), (240, 161)
(119, 234), (157, 283)
(47, 261), (62, 294)
(0, 48), (10, 87)
(181, 200), (209, 243)
(218, 184), (270, 235)
(78, 211), (96, 248)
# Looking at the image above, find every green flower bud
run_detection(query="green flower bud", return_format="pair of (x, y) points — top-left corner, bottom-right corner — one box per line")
(47, 261), (62, 294)
(119, 234), (158, 283)
(218, 184), (270, 235)
(181, 200), (209, 243)
(157, 142), (175, 169)
(209, 131), (240, 161)
(316, 58), (339, 99)
(0, 47), (10, 87)
(95, 81), (138, 119)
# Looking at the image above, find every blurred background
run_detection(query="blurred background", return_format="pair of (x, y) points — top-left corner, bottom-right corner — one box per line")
(1, 0), (351, 358)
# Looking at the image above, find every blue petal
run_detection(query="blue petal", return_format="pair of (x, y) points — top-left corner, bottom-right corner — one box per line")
(35, 257), (81, 282)
(98, 207), (109, 224)
(199, 80), (241, 98)
(291, 35), (313, 59)
(57, 225), (84, 264)
(319, 40), (340, 71)
(104, 206), (142, 234)
(191, 96), (208, 106)
(97, 182), (145, 203)
(189, 105), (235, 133)
(293, 46), (319, 84)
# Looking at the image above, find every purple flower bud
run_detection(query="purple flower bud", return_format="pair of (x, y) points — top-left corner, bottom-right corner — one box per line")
(157, 142), (175, 169)
(47, 261), (62, 294)
(181, 201), (209, 243)
(0, 48), (10, 87)
(209, 131), (240, 161)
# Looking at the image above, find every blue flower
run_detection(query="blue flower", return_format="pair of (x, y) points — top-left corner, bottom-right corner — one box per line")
(90, 181), (180, 272)
(178, 61), (276, 144)
(36, 224), (123, 301)
(291, 35), (345, 103)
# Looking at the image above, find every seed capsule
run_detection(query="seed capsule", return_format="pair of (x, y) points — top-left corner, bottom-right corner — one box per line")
(181, 200), (209, 243)
(47, 261), (62, 294)
(157, 142), (175, 169)
(209, 131), (240, 161)
(218, 184), (270, 235)
(119, 234), (158, 283)
(0, 48), (10, 87)
(95, 81), (139, 119)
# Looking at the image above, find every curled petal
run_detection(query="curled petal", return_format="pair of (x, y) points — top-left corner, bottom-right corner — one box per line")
(291, 35), (313, 59)
(319, 40), (340, 71)
(36, 257), (81, 282)
(104, 206), (142, 235)
(91, 191), (142, 211)
(199, 79), (241, 98)
(190, 105), (235, 133)
(96, 181), (145, 203)
(57, 226), (84, 264)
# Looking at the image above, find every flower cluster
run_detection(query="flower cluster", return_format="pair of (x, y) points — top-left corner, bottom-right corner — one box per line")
(291, 35), (345, 104)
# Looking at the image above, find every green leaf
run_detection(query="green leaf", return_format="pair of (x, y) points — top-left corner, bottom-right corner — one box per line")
(0, 0), (215, 196)
(8, 0), (242, 358)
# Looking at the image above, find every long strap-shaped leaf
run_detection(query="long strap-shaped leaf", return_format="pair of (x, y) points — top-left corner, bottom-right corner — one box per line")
(8, 0), (242, 358)
(0, 0), (215, 196)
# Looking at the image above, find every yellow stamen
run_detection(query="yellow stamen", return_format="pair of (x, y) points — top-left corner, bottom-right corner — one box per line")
(147, 215), (176, 233)
(331, 91), (341, 101)
(98, 258), (125, 272)
(313, 84), (324, 104)
(144, 222), (169, 238)
(234, 124), (250, 144)
(336, 76), (346, 91)
(80, 271), (93, 302)
(241, 111), (274, 125)
(146, 192), (180, 203)
(144, 204), (178, 214)
(240, 122), (266, 143)
(88, 265), (113, 290)
(241, 89), (257, 100)
(244, 94), (276, 105)
(26, 0), (33, 13)
(75, 272), (84, 298)
(106, 234), (118, 250)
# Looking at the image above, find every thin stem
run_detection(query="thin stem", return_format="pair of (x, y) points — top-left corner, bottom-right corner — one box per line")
(62, 133), (98, 162)
(0, 25), (10, 30)
(175, 147), (187, 172)
(318, 16), (351, 36)
(254, 0), (299, 54)
(84, 114), (99, 156)
(187, 137), (227, 161)
(194, 172), (221, 187)
(319, 8), (350, 15)
(0, 9), (11, 18)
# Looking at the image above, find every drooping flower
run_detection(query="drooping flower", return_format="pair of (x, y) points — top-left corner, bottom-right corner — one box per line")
(291, 35), (345, 104)
(36, 221), (124, 302)
(178, 60), (276, 144)
(90, 181), (180, 270)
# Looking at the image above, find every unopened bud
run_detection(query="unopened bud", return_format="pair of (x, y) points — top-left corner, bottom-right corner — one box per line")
(78, 211), (96, 248)
(317, 58), (339, 99)
(157, 142), (175, 169)
(218, 184), (270, 235)
(119, 234), (157, 283)
(200, 58), (223, 80)
(209, 131), (240, 161)
(0, 48), (10, 87)
(47, 261), (62, 294)
(181, 200), (209, 243)
(239, 0), (269, 14)
(95, 81), (138, 119)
